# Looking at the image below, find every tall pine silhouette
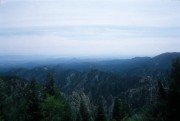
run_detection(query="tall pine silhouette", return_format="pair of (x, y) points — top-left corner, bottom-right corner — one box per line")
(95, 96), (107, 121)
(112, 98), (122, 121)
(167, 58), (180, 121)
(25, 78), (41, 121)
(45, 73), (56, 96)
(79, 97), (91, 121)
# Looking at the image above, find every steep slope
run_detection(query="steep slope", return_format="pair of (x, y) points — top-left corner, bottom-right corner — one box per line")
(1, 52), (180, 112)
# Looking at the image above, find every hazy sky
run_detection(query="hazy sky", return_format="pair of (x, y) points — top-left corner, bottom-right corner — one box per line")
(0, 0), (180, 58)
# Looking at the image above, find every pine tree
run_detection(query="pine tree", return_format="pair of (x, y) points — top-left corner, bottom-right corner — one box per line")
(112, 98), (121, 121)
(95, 96), (107, 121)
(62, 102), (73, 121)
(120, 98), (130, 119)
(76, 112), (82, 121)
(40, 95), (64, 121)
(41, 73), (66, 121)
(171, 58), (180, 88)
(0, 79), (5, 121)
(147, 81), (167, 121)
(25, 78), (41, 121)
(167, 58), (180, 121)
(147, 59), (180, 121)
(44, 73), (56, 96)
(79, 97), (91, 121)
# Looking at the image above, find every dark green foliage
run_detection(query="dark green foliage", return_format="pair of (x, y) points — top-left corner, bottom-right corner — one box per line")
(123, 111), (146, 121)
(121, 98), (130, 119)
(145, 58), (180, 121)
(167, 58), (180, 121)
(0, 77), (28, 121)
(95, 96), (107, 121)
(25, 78), (41, 121)
(0, 115), (4, 121)
(44, 73), (61, 100)
(62, 102), (73, 121)
(171, 58), (180, 88)
(146, 84), (167, 121)
(112, 98), (130, 121)
(41, 73), (73, 121)
(0, 75), (73, 121)
(44, 73), (56, 96)
(112, 98), (122, 121)
(79, 97), (91, 121)
(76, 112), (82, 121)
(155, 81), (167, 121)
(41, 73), (72, 121)
(0, 79), (6, 120)
(1, 55), (180, 121)
(40, 95), (64, 121)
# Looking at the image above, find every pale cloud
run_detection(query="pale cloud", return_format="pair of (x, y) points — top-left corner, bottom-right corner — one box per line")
(0, 34), (180, 57)
(0, 0), (180, 27)
(0, 0), (180, 57)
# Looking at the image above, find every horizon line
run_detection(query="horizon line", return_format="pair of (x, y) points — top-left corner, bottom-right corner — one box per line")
(0, 52), (179, 60)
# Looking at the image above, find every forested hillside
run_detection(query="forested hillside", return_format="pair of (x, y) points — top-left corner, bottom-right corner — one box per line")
(0, 53), (180, 121)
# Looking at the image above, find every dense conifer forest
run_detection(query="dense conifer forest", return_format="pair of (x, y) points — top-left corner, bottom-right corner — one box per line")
(0, 53), (180, 121)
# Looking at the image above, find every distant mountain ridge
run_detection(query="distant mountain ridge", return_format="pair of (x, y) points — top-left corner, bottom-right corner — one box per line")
(1, 52), (180, 71)
(1, 52), (180, 111)
(2, 52), (180, 76)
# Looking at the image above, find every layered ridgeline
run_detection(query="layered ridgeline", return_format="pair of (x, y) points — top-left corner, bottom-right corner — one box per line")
(3, 52), (180, 99)
(4, 52), (180, 82)
(0, 52), (180, 121)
